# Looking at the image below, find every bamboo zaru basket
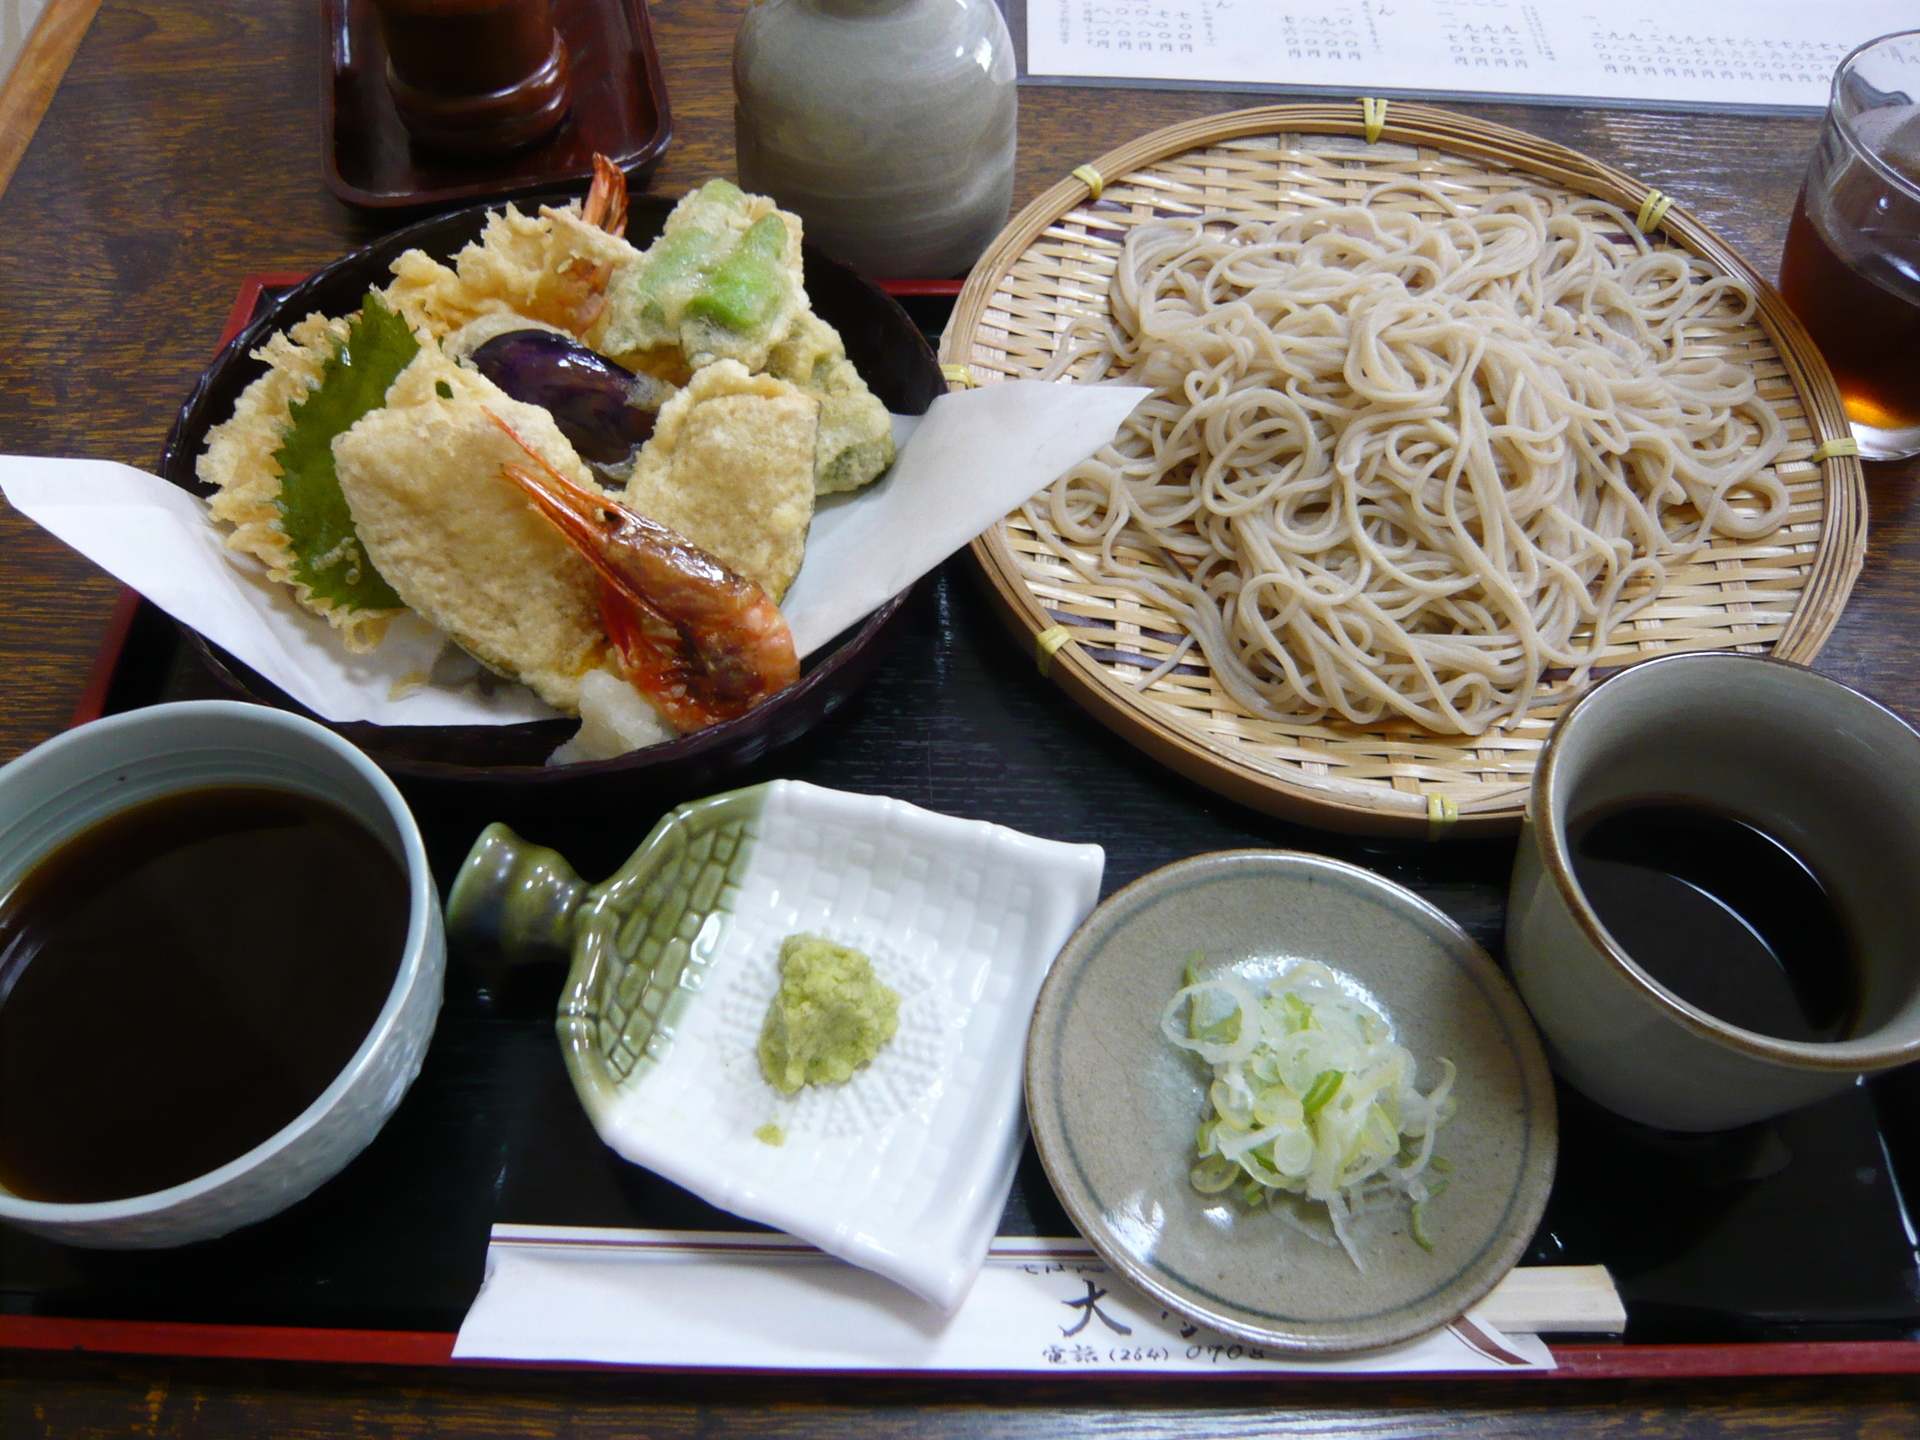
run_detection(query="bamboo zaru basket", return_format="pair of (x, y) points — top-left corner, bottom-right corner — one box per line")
(940, 103), (1867, 838)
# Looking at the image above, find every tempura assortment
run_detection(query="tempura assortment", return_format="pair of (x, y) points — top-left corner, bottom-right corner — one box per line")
(197, 162), (896, 759)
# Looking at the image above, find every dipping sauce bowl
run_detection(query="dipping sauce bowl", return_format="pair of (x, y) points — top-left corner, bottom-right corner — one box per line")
(0, 701), (444, 1247)
(1507, 653), (1920, 1131)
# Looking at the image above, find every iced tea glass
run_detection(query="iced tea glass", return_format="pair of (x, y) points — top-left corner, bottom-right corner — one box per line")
(1780, 31), (1920, 462)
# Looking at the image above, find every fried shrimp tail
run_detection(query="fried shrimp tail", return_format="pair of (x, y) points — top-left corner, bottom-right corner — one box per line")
(549, 154), (631, 331)
(485, 410), (798, 731)
(582, 154), (629, 238)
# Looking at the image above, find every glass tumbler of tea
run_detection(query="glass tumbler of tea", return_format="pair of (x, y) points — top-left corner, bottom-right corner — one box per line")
(1781, 30), (1920, 462)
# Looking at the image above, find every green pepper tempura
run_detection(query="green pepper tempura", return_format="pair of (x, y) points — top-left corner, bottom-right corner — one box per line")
(597, 179), (803, 371)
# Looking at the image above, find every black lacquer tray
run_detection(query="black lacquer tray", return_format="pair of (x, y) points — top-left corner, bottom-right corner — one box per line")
(4, 288), (1919, 1380)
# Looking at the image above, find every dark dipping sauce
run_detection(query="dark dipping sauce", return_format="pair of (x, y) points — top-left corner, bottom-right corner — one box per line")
(0, 787), (409, 1204)
(1569, 800), (1858, 1044)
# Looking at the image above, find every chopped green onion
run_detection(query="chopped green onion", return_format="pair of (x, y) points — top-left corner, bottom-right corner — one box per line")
(1198, 1009), (1242, 1046)
(1410, 1177), (1450, 1251)
(1190, 1156), (1239, 1193)
(1410, 1199), (1434, 1251)
(1162, 957), (1458, 1270)
(1300, 1069), (1344, 1119)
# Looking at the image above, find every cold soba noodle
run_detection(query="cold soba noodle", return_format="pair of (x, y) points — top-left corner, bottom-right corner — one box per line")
(1038, 187), (1789, 735)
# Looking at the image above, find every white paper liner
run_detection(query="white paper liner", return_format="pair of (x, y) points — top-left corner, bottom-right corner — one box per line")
(0, 380), (1146, 726)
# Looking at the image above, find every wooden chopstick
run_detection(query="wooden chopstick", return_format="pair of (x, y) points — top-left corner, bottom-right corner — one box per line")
(0, 0), (103, 203)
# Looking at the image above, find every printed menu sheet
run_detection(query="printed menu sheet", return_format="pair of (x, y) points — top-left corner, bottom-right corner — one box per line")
(1023, 0), (1906, 109)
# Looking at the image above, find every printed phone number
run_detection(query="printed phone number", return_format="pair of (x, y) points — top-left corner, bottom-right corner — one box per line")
(1042, 1343), (1278, 1364)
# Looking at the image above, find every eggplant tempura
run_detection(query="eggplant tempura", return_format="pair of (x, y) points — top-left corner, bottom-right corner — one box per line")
(196, 165), (896, 754)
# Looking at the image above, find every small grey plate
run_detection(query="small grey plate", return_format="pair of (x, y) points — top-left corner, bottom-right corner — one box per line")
(1026, 850), (1557, 1354)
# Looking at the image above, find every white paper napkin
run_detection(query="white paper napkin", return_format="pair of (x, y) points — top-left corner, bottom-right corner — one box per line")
(0, 380), (1146, 726)
(452, 1228), (1568, 1373)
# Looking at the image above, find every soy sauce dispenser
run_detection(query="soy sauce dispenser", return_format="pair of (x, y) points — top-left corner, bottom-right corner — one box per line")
(371, 0), (574, 158)
(732, 0), (1018, 279)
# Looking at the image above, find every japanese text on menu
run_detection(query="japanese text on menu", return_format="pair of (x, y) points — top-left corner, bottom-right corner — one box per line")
(1026, 0), (1882, 109)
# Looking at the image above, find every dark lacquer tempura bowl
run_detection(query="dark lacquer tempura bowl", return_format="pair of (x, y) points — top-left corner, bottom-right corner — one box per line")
(159, 193), (943, 820)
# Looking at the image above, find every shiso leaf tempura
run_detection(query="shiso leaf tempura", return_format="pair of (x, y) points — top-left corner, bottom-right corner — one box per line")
(1163, 957), (1456, 1269)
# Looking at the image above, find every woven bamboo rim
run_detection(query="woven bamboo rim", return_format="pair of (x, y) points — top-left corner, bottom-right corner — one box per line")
(941, 102), (1867, 838)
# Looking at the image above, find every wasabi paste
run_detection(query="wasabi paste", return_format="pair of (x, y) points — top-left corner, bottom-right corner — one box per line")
(757, 935), (899, 1095)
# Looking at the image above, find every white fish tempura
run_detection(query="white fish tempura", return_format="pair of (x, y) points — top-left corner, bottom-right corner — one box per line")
(623, 360), (818, 601)
(1041, 187), (1791, 735)
(332, 348), (607, 711)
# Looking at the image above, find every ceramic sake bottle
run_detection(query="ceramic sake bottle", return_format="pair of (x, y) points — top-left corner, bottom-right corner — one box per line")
(732, 0), (1018, 278)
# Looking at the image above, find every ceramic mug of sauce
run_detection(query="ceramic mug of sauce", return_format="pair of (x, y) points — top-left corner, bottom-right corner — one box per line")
(0, 701), (444, 1247)
(1506, 651), (1920, 1131)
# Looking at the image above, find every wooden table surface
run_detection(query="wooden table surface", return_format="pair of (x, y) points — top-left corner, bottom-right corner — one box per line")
(2, 0), (1920, 1433)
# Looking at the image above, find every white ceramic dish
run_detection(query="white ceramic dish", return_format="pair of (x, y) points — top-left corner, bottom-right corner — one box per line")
(0, 701), (445, 1248)
(452, 779), (1105, 1309)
